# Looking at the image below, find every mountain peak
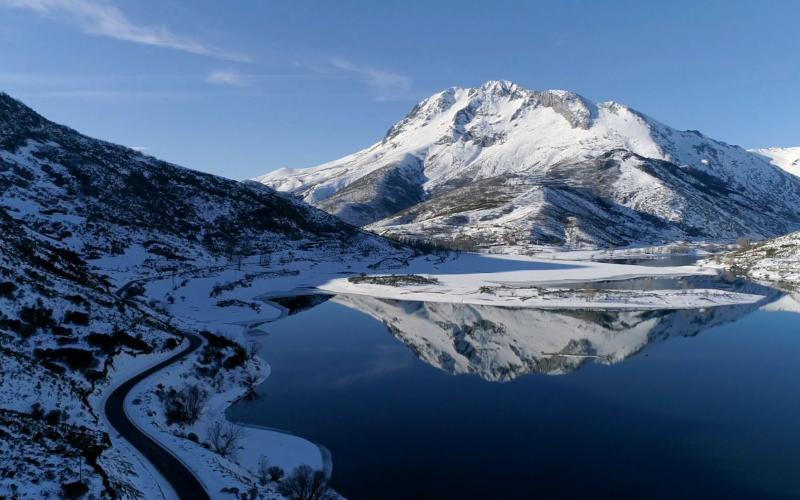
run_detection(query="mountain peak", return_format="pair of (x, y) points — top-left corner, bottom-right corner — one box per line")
(383, 81), (598, 144)
(477, 79), (522, 96)
(480, 79), (516, 88)
(474, 80), (582, 101)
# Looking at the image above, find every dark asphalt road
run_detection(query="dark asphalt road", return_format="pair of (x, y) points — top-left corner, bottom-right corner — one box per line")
(104, 333), (210, 500)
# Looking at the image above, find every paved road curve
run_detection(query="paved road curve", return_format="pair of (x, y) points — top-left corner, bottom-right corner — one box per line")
(104, 333), (211, 500)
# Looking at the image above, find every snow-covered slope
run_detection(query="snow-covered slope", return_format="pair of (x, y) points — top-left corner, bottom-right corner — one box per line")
(0, 199), (182, 497)
(714, 231), (800, 285)
(0, 92), (403, 497)
(259, 81), (800, 249)
(751, 147), (800, 178)
(0, 92), (400, 278)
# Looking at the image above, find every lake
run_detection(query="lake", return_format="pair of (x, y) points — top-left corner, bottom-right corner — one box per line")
(228, 283), (800, 499)
(591, 254), (705, 267)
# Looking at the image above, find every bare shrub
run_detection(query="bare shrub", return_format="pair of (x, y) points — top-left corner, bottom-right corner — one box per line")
(268, 465), (285, 483)
(277, 465), (335, 500)
(207, 420), (243, 458)
(241, 370), (260, 399)
(246, 341), (261, 359)
(162, 384), (208, 425)
(256, 455), (271, 486)
(183, 384), (208, 423)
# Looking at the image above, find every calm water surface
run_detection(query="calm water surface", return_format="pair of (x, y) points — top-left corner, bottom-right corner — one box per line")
(592, 254), (705, 267)
(229, 285), (800, 499)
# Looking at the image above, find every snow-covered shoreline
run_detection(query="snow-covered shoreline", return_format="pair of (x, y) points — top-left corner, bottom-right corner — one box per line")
(317, 253), (764, 310)
(704, 232), (800, 286)
(321, 285), (764, 311)
(106, 326), (324, 499)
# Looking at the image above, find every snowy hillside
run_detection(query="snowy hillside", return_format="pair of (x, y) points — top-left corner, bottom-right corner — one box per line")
(259, 81), (800, 249)
(751, 147), (800, 178)
(0, 92), (404, 497)
(0, 208), (184, 497)
(0, 92), (398, 279)
(713, 231), (800, 285)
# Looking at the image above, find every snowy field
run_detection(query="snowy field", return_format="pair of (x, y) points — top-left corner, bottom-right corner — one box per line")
(316, 253), (763, 310)
(136, 250), (767, 322)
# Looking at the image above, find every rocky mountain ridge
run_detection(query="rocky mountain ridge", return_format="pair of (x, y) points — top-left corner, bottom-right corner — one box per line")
(259, 81), (800, 249)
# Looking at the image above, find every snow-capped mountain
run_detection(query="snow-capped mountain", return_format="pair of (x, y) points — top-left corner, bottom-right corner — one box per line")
(259, 81), (800, 249)
(751, 147), (800, 178)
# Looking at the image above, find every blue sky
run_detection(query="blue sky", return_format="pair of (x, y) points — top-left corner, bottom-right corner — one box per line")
(1, 0), (798, 180)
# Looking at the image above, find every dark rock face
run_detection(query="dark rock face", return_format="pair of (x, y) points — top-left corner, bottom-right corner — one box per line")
(368, 151), (800, 248)
(318, 155), (426, 226)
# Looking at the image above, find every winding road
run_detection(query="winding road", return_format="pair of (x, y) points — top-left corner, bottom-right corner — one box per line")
(104, 332), (211, 500)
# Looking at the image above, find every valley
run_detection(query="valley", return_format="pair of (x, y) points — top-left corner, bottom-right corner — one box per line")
(1, 79), (798, 500)
(4, 2), (800, 498)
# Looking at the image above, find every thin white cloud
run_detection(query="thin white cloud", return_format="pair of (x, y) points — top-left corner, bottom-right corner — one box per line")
(206, 69), (247, 87)
(1, 0), (250, 62)
(327, 57), (411, 101)
(12, 89), (208, 100)
(129, 146), (149, 152)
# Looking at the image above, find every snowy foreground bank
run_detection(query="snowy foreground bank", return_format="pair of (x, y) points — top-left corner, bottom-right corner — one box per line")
(89, 311), (325, 499)
(123, 339), (322, 498)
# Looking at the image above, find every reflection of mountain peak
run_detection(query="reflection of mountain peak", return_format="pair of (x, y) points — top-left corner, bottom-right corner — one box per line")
(332, 286), (780, 381)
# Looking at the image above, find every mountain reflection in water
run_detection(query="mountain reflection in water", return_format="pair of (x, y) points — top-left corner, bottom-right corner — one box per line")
(274, 277), (779, 382)
(229, 282), (800, 500)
